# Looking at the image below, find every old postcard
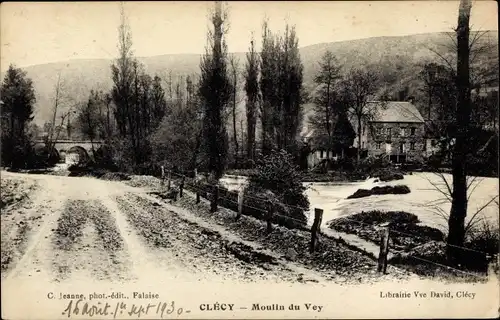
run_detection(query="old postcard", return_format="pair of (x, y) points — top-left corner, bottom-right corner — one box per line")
(1, 1), (499, 319)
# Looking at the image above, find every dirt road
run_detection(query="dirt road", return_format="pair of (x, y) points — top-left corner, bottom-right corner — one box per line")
(1, 171), (329, 288)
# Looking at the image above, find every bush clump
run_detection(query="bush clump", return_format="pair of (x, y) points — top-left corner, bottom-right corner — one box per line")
(347, 185), (410, 199)
(357, 155), (391, 173)
(100, 172), (131, 181)
(329, 210), (445, 250)
(372, 168), (405, 182)
(247, 150), (310, 228)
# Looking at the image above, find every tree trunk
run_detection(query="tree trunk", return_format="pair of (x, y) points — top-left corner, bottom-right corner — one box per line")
(357, 116), (362, 161)
(232, 83), (238, 167)
(9, 98), (15, 167)
(447, 0), (472, 262)
(428, 92), (432, 120)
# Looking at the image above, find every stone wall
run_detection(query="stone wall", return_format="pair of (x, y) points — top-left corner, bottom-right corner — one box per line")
(366, 122), (425, 162)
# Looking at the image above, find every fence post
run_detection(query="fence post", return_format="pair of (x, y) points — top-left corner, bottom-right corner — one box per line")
(179, 175), (185, 198)
(236, 188), (244, 220)
(266, 200), (273, 234)
(167, 170), (172, 190)
(161, 165), (165, 186)
(377, 225), (390, 274)
(310, 208), (324, 253)
(210, 184), (219, 212)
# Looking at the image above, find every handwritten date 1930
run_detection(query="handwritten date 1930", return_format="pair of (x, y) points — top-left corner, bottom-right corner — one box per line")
(62, 299), (184, 318)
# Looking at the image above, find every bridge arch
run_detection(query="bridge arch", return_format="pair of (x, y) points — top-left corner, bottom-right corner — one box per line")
(66, 146), (90, 165)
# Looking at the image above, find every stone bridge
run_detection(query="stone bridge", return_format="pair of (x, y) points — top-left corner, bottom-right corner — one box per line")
(35, 140), (104, 164)
(35, 140), (103, 154)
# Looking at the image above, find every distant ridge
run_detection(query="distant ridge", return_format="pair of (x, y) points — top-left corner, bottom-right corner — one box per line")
(2, 31), (497, 126)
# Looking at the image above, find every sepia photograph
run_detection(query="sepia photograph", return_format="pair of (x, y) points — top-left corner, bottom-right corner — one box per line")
(1, 1), (499, 319)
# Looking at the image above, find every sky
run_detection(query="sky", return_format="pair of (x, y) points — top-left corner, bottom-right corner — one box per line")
(1, 1), (498, 70)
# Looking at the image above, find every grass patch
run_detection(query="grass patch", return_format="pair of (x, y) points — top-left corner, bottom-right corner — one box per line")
(329, 210), (496, 279)
(328, 210), (444, 250)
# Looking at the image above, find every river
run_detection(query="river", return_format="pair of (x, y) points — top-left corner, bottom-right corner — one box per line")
(220, 173), (499, 232)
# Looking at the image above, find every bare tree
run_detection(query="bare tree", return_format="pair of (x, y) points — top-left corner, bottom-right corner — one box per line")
(45, 73), (76, 157)
(310, 50), (342, 159)
(339, 67), (379, 161)
(445, 0), (473, 261)
(419, 172), (498, 237)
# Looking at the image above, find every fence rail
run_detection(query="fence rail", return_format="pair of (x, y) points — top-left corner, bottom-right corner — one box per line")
(159, 167), (497, 279)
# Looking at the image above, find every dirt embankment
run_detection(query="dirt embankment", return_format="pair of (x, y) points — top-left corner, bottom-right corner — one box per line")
(115, 193), (301, 283)
(1, 177), (42, 274)
(143, 176), (415, 284)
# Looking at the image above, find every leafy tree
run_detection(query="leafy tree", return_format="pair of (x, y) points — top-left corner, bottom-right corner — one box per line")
(276, 24), (304, 155)
(111, 4), (134, 139)
(0, 64), (36, 168)
(229, 54), (241, 165)
(198, 1), (233, 181)
(76, 90), (109, 153)
(110, 4), (168, 169)
(244, 36), (259, 162)
(259, 21), (304, 157)
(150, 91), (202, 172)
(259, 20), (279, 155)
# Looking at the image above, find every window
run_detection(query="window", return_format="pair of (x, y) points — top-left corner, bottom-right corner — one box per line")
(410, 142), (415, 150)
(387, 128), (392, 136)
(385, 143), (392, 155)
(410, 127), (416, 136)
(376, 142), (382, 149)
(400, 127), (405, 136)
(320, 150), (324, 158)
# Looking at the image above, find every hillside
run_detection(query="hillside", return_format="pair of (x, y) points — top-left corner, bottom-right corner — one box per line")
(2, 31), (498, 126)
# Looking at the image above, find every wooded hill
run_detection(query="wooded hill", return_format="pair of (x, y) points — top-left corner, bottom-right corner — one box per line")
(5, 30), (498, 127)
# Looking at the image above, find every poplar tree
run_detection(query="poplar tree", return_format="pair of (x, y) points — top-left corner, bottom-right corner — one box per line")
(244, 36), (259, 161)
(199, 1), (233, 180)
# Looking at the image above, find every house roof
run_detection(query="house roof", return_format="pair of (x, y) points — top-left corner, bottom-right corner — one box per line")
(368, 101), (425, 123)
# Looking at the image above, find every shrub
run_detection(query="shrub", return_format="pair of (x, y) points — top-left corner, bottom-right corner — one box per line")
(463, 221), (500, 270)
(347, 189), (372, 199)
(101, 172), (131, 181)
(329, 210), (444, 249)
(347, 185), (410, 199)
(336, 210), (420, 225)
(372, 185), (410, 195)
(371, 167), (405, 182)
(333, 157), (355, 171)
(93, 144), (118, 171)
(357, 155), (391, 174)
(248, 150), (309, 227)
